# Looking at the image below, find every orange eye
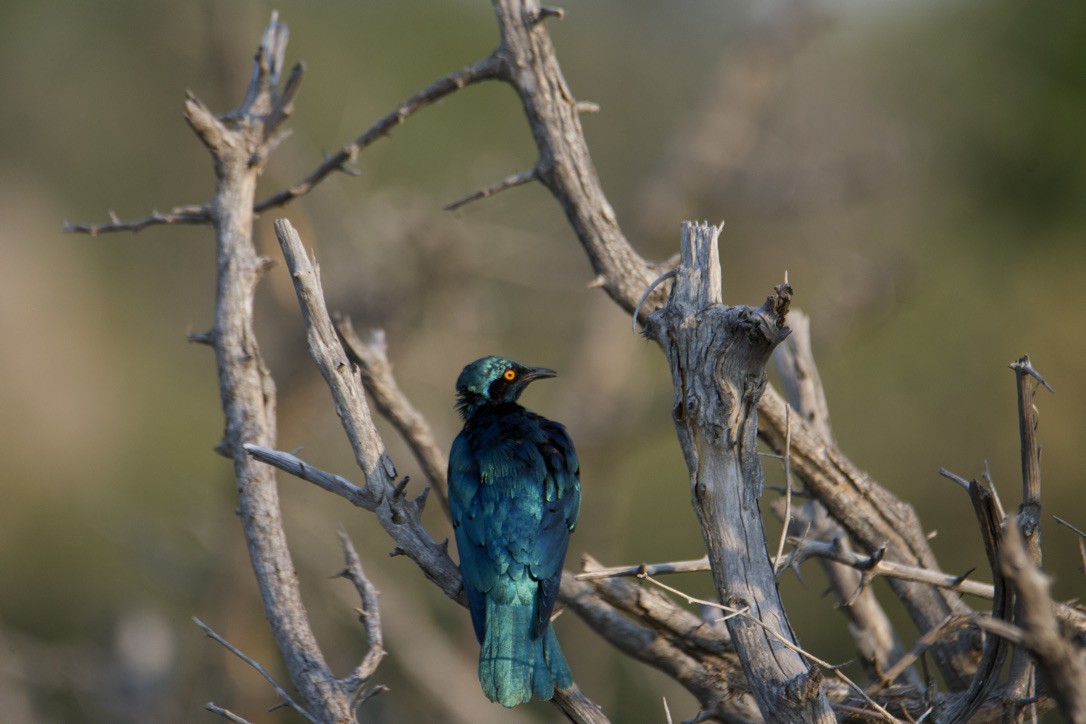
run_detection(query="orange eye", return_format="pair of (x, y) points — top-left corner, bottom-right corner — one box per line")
(503, 369), (516, 381)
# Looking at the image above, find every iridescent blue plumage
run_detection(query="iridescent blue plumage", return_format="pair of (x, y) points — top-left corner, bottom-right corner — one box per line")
(448, 356), (580, 707)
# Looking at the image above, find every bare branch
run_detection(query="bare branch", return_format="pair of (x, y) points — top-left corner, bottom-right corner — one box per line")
(335, 530), (386, 697)
(445, 167), (539, 211)
(160, 17), (356, 721)
(1009, 354), (1053, 700)
(772, 309), (915, 686)
(575, 556), (709, 581)
(490, 0), (664, 317)
(273, 218), (396, 497)
(782, 539), (994, 600)
(64, 205), (211, 236)
(1054, 516), (1086, 540)
(193, 617), (315, 723)
(758, 385), (980, 690)
(996, 519), (1086, 723)
(572, 556), (759, 721)
(772, 404), (794, 575)
(1011, 354), (1049, 565)
(205, 703), (255, 724)
(334, 320), (450, 518)
(255, 54), (503, 212)
(638, 574), (897, 724)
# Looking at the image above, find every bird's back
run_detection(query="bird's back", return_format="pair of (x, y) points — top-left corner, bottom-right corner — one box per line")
(449, 403), (580, 706)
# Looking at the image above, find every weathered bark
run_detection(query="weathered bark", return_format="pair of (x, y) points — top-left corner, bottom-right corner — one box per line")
(645, 221), (834, 723)
(184, 17), (359, 723)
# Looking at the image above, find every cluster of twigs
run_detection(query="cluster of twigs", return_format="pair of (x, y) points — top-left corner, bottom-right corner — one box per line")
(67, 3), (1085, 723)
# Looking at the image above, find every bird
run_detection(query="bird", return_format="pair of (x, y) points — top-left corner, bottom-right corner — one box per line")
(448, 355), (580, 707)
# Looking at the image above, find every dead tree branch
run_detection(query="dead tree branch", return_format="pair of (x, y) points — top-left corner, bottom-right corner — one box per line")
(989, 519), (1086, 723)
(644, 221), (834, 723)
(193, 616), (315, 722)
(773, 311), (916, 686)
(335, 530), (388, 703)
(334, 320), (451, 518)
(255, 55), (502, 212)
(757, 387), (980, 690)
(173, 16), (357, 721)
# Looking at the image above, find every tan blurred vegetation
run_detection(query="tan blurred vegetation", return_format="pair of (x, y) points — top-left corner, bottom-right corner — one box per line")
(1, 1), (1084, 721)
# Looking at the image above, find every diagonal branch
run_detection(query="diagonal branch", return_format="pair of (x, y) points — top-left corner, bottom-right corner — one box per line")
(334, 320), (451, 519)
(193, 617), (315, 723)
(255, 54), (503, 212)
(445, 167), (540, 211)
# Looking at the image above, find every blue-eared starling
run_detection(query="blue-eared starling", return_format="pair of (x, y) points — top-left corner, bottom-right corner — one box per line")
(448, 356), (580, 707)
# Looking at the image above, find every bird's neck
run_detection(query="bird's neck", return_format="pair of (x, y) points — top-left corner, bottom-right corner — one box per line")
(456, 396), (522, 422)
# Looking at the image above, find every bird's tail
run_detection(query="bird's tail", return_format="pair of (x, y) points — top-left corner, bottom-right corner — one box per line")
(479, 601), (572, 707)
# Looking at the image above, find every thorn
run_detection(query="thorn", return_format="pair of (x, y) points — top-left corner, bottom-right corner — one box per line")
(392, 475), (410, 499)
(926, 530), (938, 540)
(535, 6), (565, 22)
(950, 568), (976, 588)
(187, 329), (215, 345)
(289, 446), (304, 456)
(439, 538), (449, 555)
(255, 255), (277, 274)
(586, 274), (606, 289)
(389, 546), (405, 558)
(414, 486), (430, 513)
(575, 101), (600, 114)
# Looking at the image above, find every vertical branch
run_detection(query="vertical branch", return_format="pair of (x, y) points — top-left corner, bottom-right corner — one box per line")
(647, 221), (834, 723)
(186, 16), (354, 721)
(996, 520), (1086, 723)
(1008, 355), (1054, 703)
(1010, 355), (1051, 565)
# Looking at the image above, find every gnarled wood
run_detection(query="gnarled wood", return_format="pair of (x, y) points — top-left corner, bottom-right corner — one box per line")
(647, 221), (834, 723)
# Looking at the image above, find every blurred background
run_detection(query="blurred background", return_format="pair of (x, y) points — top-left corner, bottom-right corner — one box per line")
(1, 1), (1084, 721)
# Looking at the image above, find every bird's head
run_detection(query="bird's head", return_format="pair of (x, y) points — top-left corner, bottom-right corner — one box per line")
(455, 355), (556, 418)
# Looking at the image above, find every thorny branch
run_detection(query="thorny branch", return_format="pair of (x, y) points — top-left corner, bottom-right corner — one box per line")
(194, 617), (315, 723)
(64, 2), (1086, 722)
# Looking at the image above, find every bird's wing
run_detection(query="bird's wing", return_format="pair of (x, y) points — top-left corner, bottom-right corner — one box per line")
(527, 418), (581, 637)
(448, 432), (493, 641)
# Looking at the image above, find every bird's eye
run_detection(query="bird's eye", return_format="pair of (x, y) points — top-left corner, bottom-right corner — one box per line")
(503, 369), (516, 381)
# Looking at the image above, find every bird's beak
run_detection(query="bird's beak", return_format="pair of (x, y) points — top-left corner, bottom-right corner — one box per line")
(521, 366), (557, 383)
